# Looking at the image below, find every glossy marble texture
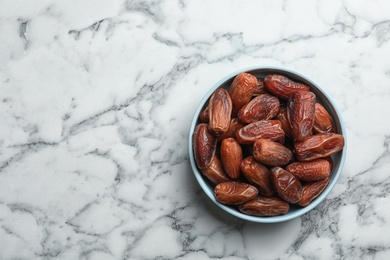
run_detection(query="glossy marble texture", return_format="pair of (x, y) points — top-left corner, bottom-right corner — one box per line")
(1, 0), (390, 259)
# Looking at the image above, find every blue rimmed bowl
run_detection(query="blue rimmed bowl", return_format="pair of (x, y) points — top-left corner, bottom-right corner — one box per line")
(188, 66), (347, 223)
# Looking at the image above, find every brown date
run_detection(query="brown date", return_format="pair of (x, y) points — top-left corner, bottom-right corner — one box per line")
(270, 167), (302, 204)
(294, 133), (345, 162)
(313, 103), (336, 134)
(286, 159), (331, 181)
(215, 182), (258, 205)
(264, 74), (310, 100)
(220, 138), (242, 179)
(253, 139), (293, 166)
(277, 106), (293, 138)
(299, 177), (330, 207)
(209, 88), (232, 136)
(201, 155), (231, 184)
(253, 78), (266, 96)
(217, 118), (244, 141)
(241, 156), (275, 196)
(287, 90), (316, 141)
(199, 105), (209, 123)
(324, 156), (333, 171)
(192, 123), (217, 169)
(239, 196), (289, 216)
(270, 121), (285, 144)
(235, 120), (285, 145)
(238, 93), (280, 123)
(270, 119), (283, 128)
(229, 72), (258, 115)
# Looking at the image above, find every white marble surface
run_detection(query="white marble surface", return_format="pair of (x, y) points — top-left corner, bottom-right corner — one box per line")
(1, 0), (390, 259)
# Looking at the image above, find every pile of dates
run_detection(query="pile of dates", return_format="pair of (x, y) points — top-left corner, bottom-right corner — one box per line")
(193, 72), (345, 217)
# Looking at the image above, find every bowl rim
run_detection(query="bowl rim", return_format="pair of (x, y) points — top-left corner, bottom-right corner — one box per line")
(188, 65), (347, 223)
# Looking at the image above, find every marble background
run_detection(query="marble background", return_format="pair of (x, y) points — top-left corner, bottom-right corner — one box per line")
(1, 0), (390, 259)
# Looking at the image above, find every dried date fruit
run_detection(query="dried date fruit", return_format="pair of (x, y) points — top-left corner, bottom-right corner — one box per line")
(270, 167), (302, 204)
(239, 196), (289, 216)
(229, 72), (258, 115)
(199, 105), (209, 123)
(269, 119), (283, 129)
(264, 74), (310, 99)
(220, 138), (242, 179)
(217, 118), (244, 141)
(253, 78), (266, 96)
(299, 177), (330, 207)
(215, 182), (258, 205)
(192, 123), (217, 169)
(324, 156), (333, 171)
(241, 156), (275, 196)
(201, 155), (231, 184)
(294, 133), (345, 162)
(209, 88), (232, 136)
(253, 139), (293, 166)
(313, 103), (335, 134)
(277, 106), (293, 138)
(286, 159), (331, 181)
(287, 90), (316, 141)
(238, 93), (280, 123)
(235, 120), (285, 145)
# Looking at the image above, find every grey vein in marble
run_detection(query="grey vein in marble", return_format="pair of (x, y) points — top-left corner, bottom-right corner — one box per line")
(1, 0), (390, 259)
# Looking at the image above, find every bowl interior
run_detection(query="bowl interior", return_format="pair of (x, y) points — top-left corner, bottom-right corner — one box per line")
(189, 66), (347, 223)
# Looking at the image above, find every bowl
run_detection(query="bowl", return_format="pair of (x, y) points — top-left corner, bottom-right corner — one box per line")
(188, 66), (347, 223)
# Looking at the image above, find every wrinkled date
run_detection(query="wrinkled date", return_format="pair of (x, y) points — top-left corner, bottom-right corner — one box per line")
(313, 103), (336, 134)
(235, 120), (285, 145)
(215, 182), (258, 205)
(221, 138), (242, 179)
(253, 78), (266, 96)
(264, 74), (310, 99)
(193, 123), (217, 169)
(238, 93), (280, 123)
(241, 156), (274, 196)
(294, 133), (345, 162)
(270, 167), (302, 204)
(239, 196), (289, 216)
(299, 177), (330, 207)
(287, 90), (316, 141)
(193, 72), (345, 216)
(286, 159), (331, 181)
(229, 72), (258, 115)
(277, 106), (292, 138)
(217, 118), (244, 141)
(209, 88), (232, 136)
(253, 139), (293, 166)
(201, 155), (231, 184)
(199, 105), (210, 123)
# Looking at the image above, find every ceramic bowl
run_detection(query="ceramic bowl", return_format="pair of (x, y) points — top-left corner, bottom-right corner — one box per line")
(188, 66), (347, 223)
